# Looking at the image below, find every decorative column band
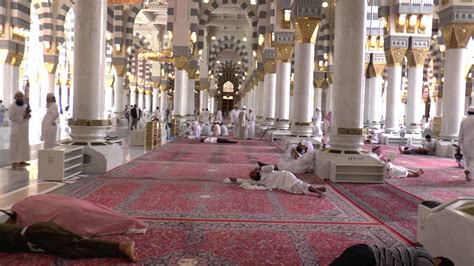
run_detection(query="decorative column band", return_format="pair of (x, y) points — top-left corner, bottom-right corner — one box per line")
(337, 127), (364, 136)
(108, 0), (143, 4)
(367, 63), (385, 78)
(294, 122), (314, 126)
(385, 48), (407, 67)
(68, 119), (113, 126)
(442, 24), (474, 49)
(276, 119), (290, 122)
(294, 17), (320, 44)
(275, 44), (294, 63)
(264, 60), (276, 74)
(113, 64), (127, 77)
(174, 56), (188, 70)
(406, 49), (429, 68)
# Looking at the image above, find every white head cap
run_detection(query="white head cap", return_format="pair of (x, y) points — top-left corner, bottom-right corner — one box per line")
(242, 106), (246, 110)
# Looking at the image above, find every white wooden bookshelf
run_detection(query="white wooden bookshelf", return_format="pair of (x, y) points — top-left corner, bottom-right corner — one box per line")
(38, 146), (84, 181)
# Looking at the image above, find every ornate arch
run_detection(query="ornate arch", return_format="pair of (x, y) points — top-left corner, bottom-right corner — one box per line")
(209, 36), (249, 72)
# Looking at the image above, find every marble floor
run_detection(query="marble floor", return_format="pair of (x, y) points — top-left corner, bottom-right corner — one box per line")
(0, 116), (148, 211)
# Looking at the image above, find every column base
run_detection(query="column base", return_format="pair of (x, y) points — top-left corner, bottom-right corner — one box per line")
(384, 127), (400, 134)
(261, 118), (275, 126)
(275, 119), (290, 130)
(406, 123), (422, 134)
(328, 134), (364, 152)
(290, 122), (314, 136)
(368, 122), (381, 130)
(68, 119), (112, 141)
(438, 134), (458, 141)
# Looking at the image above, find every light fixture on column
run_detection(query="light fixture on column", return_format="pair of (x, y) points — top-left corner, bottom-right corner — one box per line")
(43, 41), (52, 51)
(323, 53), (328, 60)
(407, 15), (418, 33)
(217, 60), (221, 64)
(115, 44), (121, 52)
(379, 17), (388, 32)
(190, 31), (197, 43)
(258, 34), (265, 46)
(203, 0), (209, 3)
(253, 50), (257, 58)
(282, 9), (291, 29)
(243, 36), (248, 42)
(237, 61), (242, 65)
(322, 1), (328, 8)
(396, 14), (407, 33)
(0, 24), (4, 36)
(211, 36), (216, 41)
(418, 15), (430, 34)
(250, 0), (256, 5)
(243, 76), (246, 80)
(198, 49), (203, 56)
(377, 35), (384, 49)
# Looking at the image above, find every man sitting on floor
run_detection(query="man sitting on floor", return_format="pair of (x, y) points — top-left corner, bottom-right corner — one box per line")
(0, 221), (138, 262)
(399, 135), (436, 155)
(258, 147), (316, 174)
(200, 136), (238, 144)
(330, 243), (453, 266)
(220, 123), (229, 136)
(226, 165), (326, 197)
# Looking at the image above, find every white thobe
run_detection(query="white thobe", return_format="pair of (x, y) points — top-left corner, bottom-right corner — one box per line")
(9, 103), (30, 162)
(201, 111), (210, 124)
(201, 124), (211, 136)
(238, 110), (249, 139)
(277, 150), (315, 174)
(212, 124), (221, 136)
(248, 112), (256, 139)
(312, 111), (322, 137)
(386, 162), (408, 178)
(230, 109), (240, 137)
(221, 125), (229, 136)
(459, 116), (474, 174)
(41, 103), (60, 149)
(188, 125), (201, 139)
(244, 165), (311, 194)
(216, 111), (223, 123)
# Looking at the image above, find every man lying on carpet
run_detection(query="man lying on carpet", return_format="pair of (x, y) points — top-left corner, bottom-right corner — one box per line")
(200, 136), (238, 144)
(399, 135), (436, 155)
(0, 220), (138, 262)
(330, 243), (454, 266)
(380, 152), (424, 178)
(5, 194), (147, 237)
(258, 146), (315, 174)
(224, 165), (326, 197)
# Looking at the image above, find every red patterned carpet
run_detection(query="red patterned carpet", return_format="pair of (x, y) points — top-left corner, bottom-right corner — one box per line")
(7, 138), (467, 264)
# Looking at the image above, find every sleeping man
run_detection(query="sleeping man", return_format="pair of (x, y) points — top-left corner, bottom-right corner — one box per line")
(258, 148), (316, 174)
(225, 165), (326, 197)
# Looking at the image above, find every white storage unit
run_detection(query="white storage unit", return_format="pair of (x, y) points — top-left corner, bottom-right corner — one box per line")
(38, 146), (84, 181)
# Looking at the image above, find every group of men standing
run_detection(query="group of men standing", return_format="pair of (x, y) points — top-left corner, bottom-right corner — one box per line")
(230, 105), (256, 140)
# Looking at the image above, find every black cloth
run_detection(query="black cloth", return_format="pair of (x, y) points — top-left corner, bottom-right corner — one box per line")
(216, 138), (238, 144)
(330, 244), (434, 266)
(130, 108), (138, 119)
(0, 222), (121, 259)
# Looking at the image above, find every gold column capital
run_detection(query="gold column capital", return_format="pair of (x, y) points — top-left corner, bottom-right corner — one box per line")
(385, 48), (407, 67)
(442, 23), (474, 49)
(113, 64), (127, 77)
(44, 62), (58, 74)
(264, 59), (276, 74)
(406, 49), (429, 68)
(275, 44), (294, 63)
(367, 63), (386, 78)
(257, 70), (265, 81)
(174, 56), (188, 70)
(314, 78), (324, 88)
(294, 17), (320, 44)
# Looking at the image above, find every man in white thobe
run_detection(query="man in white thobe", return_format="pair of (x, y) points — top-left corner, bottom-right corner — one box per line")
(230, 105), (240, 137)
(41, 93), (60, 149)
(459, 106), (474, 181)
(201, 108), (210, 124)
(9, 91), (31, 168)
(248, 108), (256, 139)
(220, 124), (229, 136)
(259, 149), (316, 174)
(227, 165), (326, 197)
(312, 108), (322, 138)
(0, 100), (5, 125)
(216, 110), (223, 123)
(238, 107), (249, 139)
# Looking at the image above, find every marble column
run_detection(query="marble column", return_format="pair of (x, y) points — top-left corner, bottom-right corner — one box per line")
(130, 88), (136, 106)
(363, 75), (371, 127)
(314, 86), (322, 110)
(328, 0), (366, 151)
(290, 17), (318, 135)
(187, 79), (195, 117)
(384, 49), (405, 132)
(0, 64), (12, 106)
(263, 59), (276, 125)
(173, 57), (188, 118)
(275, 45), (293, 129)
(145, 91), (152, 113)
(152, 88), (158, 111)
(160, 86), (167, 110)
(137, 90), (144, 110)
(367, 63), (385, 129)
(256, 75), (265, 120)
(70, 0), (109, 140)
(406, 48), (429, 133)
(11, 66), (20, 95)
(113, 72), (124, 115)
(440, 33), (469, 139)
(199, 90), (206, 111)
(324, 81), (333, 114)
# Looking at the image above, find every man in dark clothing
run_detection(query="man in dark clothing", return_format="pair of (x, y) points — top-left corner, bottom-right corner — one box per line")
(0, 222), (138, 262)
(330, 243), (453, 266)
(130, 105), (139, 130)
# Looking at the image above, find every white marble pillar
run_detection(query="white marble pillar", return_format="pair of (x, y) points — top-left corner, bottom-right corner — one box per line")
(104, 86), (113, 116)
(290, 42), (315, 135)
(137, 91), (144, 110)
(187, 79), (195, 116)
(406, 66), (424, 133)
(363, 77), (371, 127)
(256, 81), (265, 119)
(152, 88), (158, 111)
(329, 0), (366, 151)
(113, 75), (124, 114)
(71, 0), (108, 139)
(275, 60), (291, 129)
(11, 66), (20, 95)
(440, 48), (467, 139)
(199, 90), (207, 111)
(145, 92), (152, 113)
(385, 66), (403, 132)
(44, 73), (55, 94)
(368, 75), (383, 128)
(314, 87), (322, 110)
(174, 68), (187, 117)
(160, 89), (167, 110)
(130, 89), (136, 106)
(0, 64), (12, 106)
(325, 83), (334, 114)
(264, 72), (276, 124)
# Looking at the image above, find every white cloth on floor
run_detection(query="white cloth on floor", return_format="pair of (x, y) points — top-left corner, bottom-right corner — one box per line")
(239, 182), (272, 190)
(9, 103), (30, 162)
(203, 137), (218, 143)
(277, 150), (315, 173)
(386, 162), (409, 178)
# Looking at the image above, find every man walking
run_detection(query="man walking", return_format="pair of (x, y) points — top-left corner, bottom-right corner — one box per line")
(130, 105), (139, 130)
(459, 106), (474, 181)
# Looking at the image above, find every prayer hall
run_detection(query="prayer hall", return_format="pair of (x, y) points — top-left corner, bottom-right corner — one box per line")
(1, 0), (474, 265)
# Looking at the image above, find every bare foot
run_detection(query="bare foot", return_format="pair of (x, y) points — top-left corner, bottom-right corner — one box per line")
(398, 146), (404, 154)
(317, 186), (326, 192)
(119, 241), (138, 262)
(465, 170), (472, 181)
